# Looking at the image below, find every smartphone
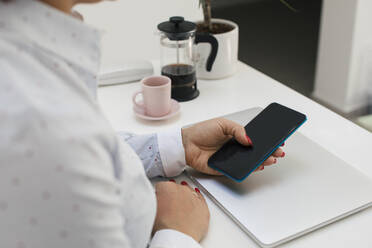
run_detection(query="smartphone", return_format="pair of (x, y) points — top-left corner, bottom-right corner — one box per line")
(208, 103), (307, 182)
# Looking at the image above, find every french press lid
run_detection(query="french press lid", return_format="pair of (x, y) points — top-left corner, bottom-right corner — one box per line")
(158, 16), (196, 41)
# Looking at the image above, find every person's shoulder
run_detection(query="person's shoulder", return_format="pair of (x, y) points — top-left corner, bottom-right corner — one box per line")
(0, 30), (119, 175)
(0, 48), (116, 171)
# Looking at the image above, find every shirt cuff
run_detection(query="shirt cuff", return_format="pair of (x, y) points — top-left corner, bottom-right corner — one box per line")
(157, 128), (186, 177)
(150, 229), (202, 248)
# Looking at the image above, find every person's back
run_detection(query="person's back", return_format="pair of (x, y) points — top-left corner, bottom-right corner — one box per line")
(0, 2), (156, 247)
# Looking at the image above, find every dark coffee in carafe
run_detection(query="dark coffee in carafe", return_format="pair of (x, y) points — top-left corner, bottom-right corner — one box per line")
(161, 64), (199, 102)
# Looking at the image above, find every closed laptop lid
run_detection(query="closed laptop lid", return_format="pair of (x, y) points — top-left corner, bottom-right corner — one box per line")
(187, 107), (372, 248)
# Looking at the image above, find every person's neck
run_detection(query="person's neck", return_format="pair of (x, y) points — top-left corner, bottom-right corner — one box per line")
(39, 0), (75, 13)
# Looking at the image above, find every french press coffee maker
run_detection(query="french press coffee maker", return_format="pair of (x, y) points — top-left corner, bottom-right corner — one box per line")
(158, 16), (218, 101)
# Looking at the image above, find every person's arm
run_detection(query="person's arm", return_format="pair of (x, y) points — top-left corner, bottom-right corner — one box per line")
(117, 128), (186, 179)
(149, 181), (209, 248)
(119, 117), (285, 180)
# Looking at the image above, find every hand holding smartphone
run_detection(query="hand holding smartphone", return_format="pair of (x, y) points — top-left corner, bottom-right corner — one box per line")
(208, 103), (307, 182)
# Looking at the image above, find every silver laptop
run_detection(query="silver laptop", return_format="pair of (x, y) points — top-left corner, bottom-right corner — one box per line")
(187, 107), (372, 248)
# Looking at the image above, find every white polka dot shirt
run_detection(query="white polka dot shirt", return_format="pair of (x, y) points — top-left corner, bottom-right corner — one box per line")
(0, 1), (201, 248)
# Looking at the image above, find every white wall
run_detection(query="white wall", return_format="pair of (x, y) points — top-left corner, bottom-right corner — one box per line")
(345, 0), (372, 111)
(314, 0), (372, 114)
(75, 1), (202, 69)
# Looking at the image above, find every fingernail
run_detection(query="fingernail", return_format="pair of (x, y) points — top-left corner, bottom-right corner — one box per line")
(169, 179), (176, 183)
(281, 142), (285, 146)
(181, 181), (188, 186)
(195, 188), (200, 193)
(281, 152), (285, 157)
(274, 158), (277, 164)
(245, 135), (253, 145)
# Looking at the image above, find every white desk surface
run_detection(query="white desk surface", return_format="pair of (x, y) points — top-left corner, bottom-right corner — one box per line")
(97, 61), (372, 248)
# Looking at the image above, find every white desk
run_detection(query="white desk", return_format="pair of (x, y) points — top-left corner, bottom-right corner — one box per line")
(98, 62), (372, 248)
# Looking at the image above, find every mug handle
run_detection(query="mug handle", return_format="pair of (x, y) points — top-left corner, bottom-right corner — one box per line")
(195, 33), (219, 72)
(132, 90), (145, 110)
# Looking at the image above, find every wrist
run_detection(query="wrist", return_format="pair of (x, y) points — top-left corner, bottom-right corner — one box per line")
(181, 127), (190, 164)
(154, 226), (200, 243)
(181, 127), (188, 147)
(158, 128), (187, 177)
(151, 229), (203, 248)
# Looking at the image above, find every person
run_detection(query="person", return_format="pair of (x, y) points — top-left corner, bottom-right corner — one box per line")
(0, 0), (285, 247)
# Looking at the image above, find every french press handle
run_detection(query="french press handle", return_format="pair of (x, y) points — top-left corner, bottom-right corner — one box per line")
(195, 33), (219, 72)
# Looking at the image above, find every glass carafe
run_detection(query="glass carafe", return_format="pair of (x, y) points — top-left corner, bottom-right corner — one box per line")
(158, 16), (218, 101)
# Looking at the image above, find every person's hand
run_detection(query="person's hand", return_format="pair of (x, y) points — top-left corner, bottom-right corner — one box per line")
(153, 181), (210, 242)
(181, 118), (285, 175)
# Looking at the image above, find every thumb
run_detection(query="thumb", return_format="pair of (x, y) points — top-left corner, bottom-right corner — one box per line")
(219, 119), (253, 146)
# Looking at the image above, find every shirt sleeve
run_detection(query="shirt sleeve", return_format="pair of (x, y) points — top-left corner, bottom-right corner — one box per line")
(117, 128), (186, 178)
(150, 230), (203, 248)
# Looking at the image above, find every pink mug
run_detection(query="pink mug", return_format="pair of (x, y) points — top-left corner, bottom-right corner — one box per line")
(132, 76), (172, 117)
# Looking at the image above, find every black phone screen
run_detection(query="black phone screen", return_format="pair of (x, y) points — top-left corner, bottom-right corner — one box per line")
(208, 103), (307, 182)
